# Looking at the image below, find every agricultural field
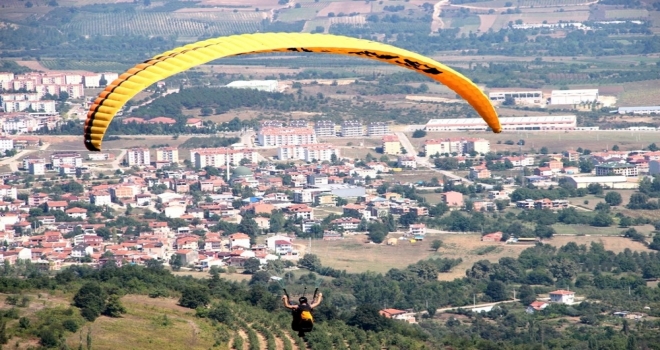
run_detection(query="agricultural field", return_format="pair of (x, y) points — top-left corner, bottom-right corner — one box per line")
(277, 3), (325, 22)
(370, 0), (419, 12)
(311, 233), (653, 281)
(63, 295), (216, 350)
(451, 0), (594, 9)
(488, 10), (590, 30)
(617, 79), (660, 106)
(447, 15), (481, 34)
(63, 11), (264, 37)
(317, 1), (372, 17)
(39, 60), (131, 73)
(303, 18), (329, 33)
(604, 9), (649, 20)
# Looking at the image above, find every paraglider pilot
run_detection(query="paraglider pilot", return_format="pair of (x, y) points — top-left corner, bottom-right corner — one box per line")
(282, 290), (323, 338)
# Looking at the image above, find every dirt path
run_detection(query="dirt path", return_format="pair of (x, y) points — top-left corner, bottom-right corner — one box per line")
(430, 0), (448, 33)
(248, 323), (268, 350)
(235, 329), (248, 350)
(281, 330), (299, 350)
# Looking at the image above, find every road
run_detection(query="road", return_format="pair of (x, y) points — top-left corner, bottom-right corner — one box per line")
(430, 0), (449, 33)
(0, 142), (51, 172)
(433, 299), (520, 314)
(395, 131), (472, 184)
(112, 149), (127, 169)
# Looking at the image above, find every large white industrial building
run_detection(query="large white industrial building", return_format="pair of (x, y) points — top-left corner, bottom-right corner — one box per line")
(618, 106), (660, 115)
(225, 80), (279, 93)
(425, 115), (576, 132)
(488, 90), (543, 105)
(550, 89), (599, 105)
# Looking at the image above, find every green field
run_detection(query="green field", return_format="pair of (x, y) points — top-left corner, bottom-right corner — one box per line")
(490, 10), (590, 29)
(40, 60), (131, 73)
(277, 4), (325, 21)
(605, 9), (649, 19)
(64, 11), (263, 37)
(460, 0), (593, 8)
(618, 79), (660, 106)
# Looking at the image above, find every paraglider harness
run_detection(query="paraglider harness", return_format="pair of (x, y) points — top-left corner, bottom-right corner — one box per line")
(284, 287), (317, 337)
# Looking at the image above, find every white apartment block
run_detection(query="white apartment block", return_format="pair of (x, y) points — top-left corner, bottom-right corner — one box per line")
(367, 122), (390, 136)
(258, 127), (317, 146)
(425, 138), (490, 156)
(2, 100), (56, 114)
(126, 148), (151, 166)
(341, 120), (363, 137)
(51, 152), (83, 170)
(156, 147), (179, 163)
(314, 120), (336, 137)
(277, 144), (339, 162)
(425, 116), (576, 132)
(3, 117), (39, 134)
(29, 161), (46, 175)
(0, 137), (14, 151)
(191, 147), (258, 168)
(595, 163), (638, 177)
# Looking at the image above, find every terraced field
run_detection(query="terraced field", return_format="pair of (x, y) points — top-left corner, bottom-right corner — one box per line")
(64, 11), (264, 37)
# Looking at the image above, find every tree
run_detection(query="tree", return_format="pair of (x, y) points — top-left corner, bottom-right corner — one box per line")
(412, 130), (427, 138)
(170, 253), (183, 271)
(591, 212), (613, 227)
(73, 282), (107, 321)
(299, 253), (321, 271)
(534, 225), (555, 239)
(540, 147), (548, 155)
(243, 257), (261, 274)
(431, 239), (443, 251)
(604, 191), (623, 206)
(269, 211), (285, 233)
(518, 284), (536, 305)
(612, 144), (620, 151)
(485, 281), (508, 302)
(347, 304), (391, 332)
(102, 295), (126, 317)
(239, 216), (260, 238)
(367, 222), (389, 244)
(179, 287), (210, 309)
(579, 159), (594, 173)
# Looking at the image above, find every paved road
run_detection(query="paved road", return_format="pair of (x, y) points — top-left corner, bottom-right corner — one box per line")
(395, 131), (473, 184)
(112, 149), (127, 169)
(0, 142), (51, 172)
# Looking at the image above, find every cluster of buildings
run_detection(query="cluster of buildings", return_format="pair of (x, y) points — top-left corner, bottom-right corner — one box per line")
(0, 71), (117, 113)
(256, 120), (392, 148)
(488, 89), (599, 106)
(0, 113), (61, 134)
(425, 115), (577, 132)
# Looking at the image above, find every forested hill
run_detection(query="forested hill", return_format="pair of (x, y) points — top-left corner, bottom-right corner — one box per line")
(4, 239), (660, 349)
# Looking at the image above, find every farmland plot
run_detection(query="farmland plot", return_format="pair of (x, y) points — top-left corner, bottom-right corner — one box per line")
(277, 3), (325, 21)
(317, 1), (372, 17)
(605, 9), (649, 20)
(455, 0), (593, 8)
(64, 11), (264, 37)
(490, 10), (590, 29)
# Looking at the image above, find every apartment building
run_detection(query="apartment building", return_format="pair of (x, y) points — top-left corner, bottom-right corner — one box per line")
(126, 148), (150, 166)
(156, 147), (179, 163)
(191, 147), (258, 168)
(314, 120), (336, 137)
(381, 134), (401, 155)
(258, 127), (317, 146)
(341, 120), (363, 137)
(367, 122), (389, 136)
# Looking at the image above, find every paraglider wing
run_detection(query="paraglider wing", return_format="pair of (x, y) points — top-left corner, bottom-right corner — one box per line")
(84, 33), (501, 151)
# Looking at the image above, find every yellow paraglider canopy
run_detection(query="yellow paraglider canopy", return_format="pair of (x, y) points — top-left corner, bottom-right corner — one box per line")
(84, 32), (501, 151)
